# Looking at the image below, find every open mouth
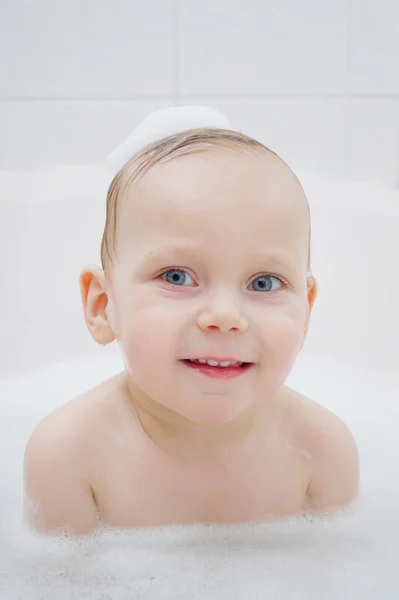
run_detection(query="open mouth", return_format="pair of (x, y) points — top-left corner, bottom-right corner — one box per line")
(182, 359), (250, 368)
(180, 359), (253, 379)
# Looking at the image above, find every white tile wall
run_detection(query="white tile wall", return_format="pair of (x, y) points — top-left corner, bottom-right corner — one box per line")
(0, 0), (398, 186)
(347, 99), (399, 185)
(179, 98), (347, 178)
(0, 100), (174, 169)
(349, 0), (399, 95)
(0, 0), (176, 97)
(178, 0), (348, 95)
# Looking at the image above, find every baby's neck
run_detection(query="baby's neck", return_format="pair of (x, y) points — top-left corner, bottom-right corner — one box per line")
(123, 377), (288, 464)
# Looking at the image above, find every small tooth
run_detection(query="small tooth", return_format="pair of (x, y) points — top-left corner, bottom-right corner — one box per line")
(189, 359), (243, 367)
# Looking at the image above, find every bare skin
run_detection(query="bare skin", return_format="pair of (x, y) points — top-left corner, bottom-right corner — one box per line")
(23, 148), (359, 536)
(24, 372), (359, 535)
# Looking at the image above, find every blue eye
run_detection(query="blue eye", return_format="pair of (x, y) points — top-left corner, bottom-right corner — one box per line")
(161, 269), (195, 286)
(160, 270), (285, 291)
(250, 275), (282, 292)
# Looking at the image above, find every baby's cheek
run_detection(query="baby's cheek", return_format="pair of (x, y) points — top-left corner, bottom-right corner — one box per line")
(265, 313), (305, 362)
(118, 313), (172, 382)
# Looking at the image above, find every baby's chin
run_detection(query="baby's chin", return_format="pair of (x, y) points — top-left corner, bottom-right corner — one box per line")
(128, 374), (254, 427)
(158, 385), (259, 427)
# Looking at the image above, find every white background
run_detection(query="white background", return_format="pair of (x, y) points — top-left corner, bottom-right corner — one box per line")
(1, 0), (398, 185)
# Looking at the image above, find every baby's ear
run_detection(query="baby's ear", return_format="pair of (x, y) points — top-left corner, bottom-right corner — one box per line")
(303, 275), (318, 339)
(79, 265), (116, 345)
(307, 275), (318, 311)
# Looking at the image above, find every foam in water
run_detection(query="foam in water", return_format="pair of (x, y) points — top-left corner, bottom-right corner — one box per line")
(1, 353), (398, 599)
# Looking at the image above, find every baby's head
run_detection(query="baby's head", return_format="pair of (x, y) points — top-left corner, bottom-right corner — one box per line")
(80, 107), (317, 424)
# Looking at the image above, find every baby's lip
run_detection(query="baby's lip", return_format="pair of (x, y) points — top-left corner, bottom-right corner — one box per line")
(182, 357), (253, 364)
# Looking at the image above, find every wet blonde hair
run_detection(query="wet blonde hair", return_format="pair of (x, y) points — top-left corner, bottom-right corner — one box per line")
(101, 128), (311, 275)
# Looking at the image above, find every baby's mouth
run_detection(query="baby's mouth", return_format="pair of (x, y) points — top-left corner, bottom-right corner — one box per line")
(181, 359), (253, 369)
(180, 359), (254, 379)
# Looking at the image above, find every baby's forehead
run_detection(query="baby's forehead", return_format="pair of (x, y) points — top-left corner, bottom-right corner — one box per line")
(117, 149), (309, 255)
(125, 149), (304, 208)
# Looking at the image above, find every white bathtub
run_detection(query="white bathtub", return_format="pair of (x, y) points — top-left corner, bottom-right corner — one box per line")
(0, 166), (398, 599)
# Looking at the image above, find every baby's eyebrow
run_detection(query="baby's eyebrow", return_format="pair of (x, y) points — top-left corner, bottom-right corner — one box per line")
(138, 242), (204, 266)
(138, 243), (296, 273)
(248, 249), (296, 271)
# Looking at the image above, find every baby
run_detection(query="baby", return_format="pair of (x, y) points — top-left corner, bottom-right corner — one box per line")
(23, 106), (359, 536)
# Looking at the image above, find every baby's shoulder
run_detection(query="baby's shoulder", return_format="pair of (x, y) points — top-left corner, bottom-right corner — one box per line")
(26, 372), (125, 456)
(285, 386), (360, 512)
(285, 386), (355, 455)
(23, 375), (125, 535)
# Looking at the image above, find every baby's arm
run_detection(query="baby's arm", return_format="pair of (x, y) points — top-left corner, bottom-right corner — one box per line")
(23, 415), (98, 536)
(306, 412), (360, 514)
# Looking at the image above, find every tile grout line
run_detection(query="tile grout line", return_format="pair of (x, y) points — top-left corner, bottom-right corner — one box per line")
(173, 0), (180, 105)
(344, 0), (353, 180)
(1, 94), (399, 103)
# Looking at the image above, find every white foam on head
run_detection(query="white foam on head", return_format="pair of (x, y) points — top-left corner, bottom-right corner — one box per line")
(1, 352), (399, 599)
(107, 105), (234, 174)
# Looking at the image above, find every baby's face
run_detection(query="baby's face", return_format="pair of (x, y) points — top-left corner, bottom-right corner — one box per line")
(109, 149), (314, 424)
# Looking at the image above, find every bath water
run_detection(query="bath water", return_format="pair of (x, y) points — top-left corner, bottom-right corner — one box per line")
(1, 353), (398, 599)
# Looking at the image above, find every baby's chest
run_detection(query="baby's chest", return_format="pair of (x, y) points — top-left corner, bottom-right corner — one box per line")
(93, 445), (310, 528)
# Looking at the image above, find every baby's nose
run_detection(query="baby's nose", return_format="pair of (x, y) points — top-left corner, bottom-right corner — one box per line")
(196, 309), (248, 334)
